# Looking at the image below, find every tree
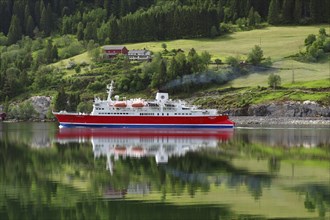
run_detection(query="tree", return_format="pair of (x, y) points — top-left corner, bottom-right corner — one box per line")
(247, 7), (255, 26)
(161, 43), (167, 51)
(210, 26), (218, 38)
(293, 0), (303, 23)
(200, 51), (211, 70)
(40, 4), (52, 35)
(304, 34), (316, 47)
(7, 15), (22, 45)
(268, 0), (280, 25)
(54, 87), (68, 112)
(84, 22), (97, 41)
(319, 28), (326, 36)
(247, 45), (264, 65)
(214, 59), (222, 70)
(25, 15), (35, 37)
(268, 74), (281, 89)
(76, 22), (84, 41)
(226, 55), (240, 67)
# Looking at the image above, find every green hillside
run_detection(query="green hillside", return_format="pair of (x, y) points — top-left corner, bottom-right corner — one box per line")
(125, 25), (330, 87)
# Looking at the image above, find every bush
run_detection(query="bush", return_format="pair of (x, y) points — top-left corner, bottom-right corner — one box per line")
(219, 22), (234, 34)
(59, 41), (84, 59)
(8, 101), (37, 120)
(77, 101), (93, 113)
(268, 74), (281, 89)
(226, 55), (240, 67)
(247, 45), (264, 65)
(323, 39), (330, 52)
(87, 81), (105, 92)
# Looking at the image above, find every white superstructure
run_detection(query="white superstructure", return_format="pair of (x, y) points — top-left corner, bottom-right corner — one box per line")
(90, 81), (218, 116)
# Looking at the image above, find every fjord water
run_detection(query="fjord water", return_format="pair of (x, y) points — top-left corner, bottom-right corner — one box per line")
(0, 122), (329, 219)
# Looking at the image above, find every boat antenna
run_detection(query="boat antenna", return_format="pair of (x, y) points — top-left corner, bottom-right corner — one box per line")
(107, 81), (114, 101)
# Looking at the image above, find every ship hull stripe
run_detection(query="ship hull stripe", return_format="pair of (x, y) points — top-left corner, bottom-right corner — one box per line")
(59, 123), (234, 129)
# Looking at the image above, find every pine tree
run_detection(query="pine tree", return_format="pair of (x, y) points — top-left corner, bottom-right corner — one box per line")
(104, 0), (111, 17)
(34, 0), (41, 26)
(248, 7), (255, 27)
(268, 0), (280, 25)
(7, 15), (22, 45)
(45, 40), (53, 63)
(52, 44), (59, 62)
(76, 22), (84, 41)
(84, 22), (97, 41)
(109, 18), (119, 43)
(40, 4), (52, 35)
(54, 87), (68, 112)
(25, 15), (35, 37)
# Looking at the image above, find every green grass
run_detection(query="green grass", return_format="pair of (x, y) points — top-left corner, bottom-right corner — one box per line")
(126, 26), (328, 59)
(283, 79), (330, 89)
(124, 25), (330, 88)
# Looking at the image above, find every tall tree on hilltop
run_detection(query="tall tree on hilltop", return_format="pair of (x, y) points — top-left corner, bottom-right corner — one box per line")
(76, 22), (84, 41)
(34, 0), (41, 26)
(40, 3), (53, 35)
(267, 0), (280, 24)
(248, 7), (255, 27)
(109, 17), (119, 43)
(25, 15), (35, 37)
(103, 0), (111, 17)
(7, 15), (22, 45)
(84, 22), (97, 41)
(12, 1), (24, 25)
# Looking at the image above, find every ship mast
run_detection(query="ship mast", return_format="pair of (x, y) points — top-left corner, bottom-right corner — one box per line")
(107, 81), (114, 101)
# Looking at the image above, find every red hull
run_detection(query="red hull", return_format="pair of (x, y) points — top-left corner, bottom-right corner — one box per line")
(53, 113), (234, 129)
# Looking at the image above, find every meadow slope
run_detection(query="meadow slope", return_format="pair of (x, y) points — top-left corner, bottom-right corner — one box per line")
(125, 25), (330, 87)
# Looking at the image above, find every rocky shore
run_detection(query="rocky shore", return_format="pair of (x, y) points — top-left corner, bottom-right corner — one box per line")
(231, 116), (330, 127)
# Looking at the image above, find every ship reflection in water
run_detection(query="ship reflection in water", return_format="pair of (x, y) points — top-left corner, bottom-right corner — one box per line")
(55, 128), (233, 175)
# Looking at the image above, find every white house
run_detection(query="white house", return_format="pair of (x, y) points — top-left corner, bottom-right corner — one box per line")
(128, 50), (152, 62)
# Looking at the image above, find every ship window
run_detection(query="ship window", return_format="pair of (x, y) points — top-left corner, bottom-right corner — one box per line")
(167, 113), (169, 116)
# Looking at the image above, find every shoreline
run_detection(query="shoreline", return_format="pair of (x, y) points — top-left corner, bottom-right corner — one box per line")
(231, 116), (330, 127)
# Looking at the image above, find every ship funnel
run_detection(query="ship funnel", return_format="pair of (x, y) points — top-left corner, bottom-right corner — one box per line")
(155, 93), (169, 102)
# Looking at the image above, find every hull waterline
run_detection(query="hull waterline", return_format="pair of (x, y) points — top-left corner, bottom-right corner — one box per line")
(54, 114), (235, 129)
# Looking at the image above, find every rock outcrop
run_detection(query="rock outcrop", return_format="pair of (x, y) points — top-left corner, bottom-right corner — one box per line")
(228, 101), (330, 117)
(29, 96), (51, 120)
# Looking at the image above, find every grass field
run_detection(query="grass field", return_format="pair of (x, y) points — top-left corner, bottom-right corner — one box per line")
(124, 25), (330, 87)
(53, 26), (330, 89)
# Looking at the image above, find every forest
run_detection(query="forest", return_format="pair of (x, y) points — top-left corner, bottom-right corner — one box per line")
(1, 0), (329, 44)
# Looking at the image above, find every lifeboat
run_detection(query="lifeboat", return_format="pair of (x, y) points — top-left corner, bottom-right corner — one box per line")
(114, 146), (127, 155)
(132, 102), (145, 108)
(114, 101), (127, 108)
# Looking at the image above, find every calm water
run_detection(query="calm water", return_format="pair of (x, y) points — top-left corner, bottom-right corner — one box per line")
(0, 122), (329, 220)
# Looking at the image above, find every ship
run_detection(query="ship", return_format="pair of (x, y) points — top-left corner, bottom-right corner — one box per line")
(53, 81), (234, 129)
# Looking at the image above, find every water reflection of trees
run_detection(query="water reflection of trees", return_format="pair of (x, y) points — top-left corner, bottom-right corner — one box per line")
(296, 184), (330, 218)
(1, 140), (270, 220)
